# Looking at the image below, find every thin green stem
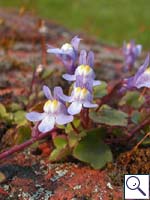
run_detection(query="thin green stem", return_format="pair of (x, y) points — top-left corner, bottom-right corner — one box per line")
(71, 122), (80, 134)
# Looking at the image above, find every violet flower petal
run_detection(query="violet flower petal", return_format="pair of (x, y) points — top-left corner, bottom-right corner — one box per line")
(87, 51), (94, 67)
(26, 112), (45, 122)
(79, 50), (87, 65)
(62, 74), (76, 81)
(134, 54), (150, 81)
(83, 102), (98, 108)
(56, 114), (73, 125)
(135, 73), (150, 88)
(93, 80), (101, 86)
(71, 35), (81, 51)
(75, 75), (85, 88)
(53, 86), (63, 100)
(135, 45), (142, 56)
(47, 48), (63, 54)
(38, 115), (55, 133)
(47, 48), (73, 57)
(68, 102), (82, 115)
(43, 85), (53, 99)
(53, 86), (71, 102)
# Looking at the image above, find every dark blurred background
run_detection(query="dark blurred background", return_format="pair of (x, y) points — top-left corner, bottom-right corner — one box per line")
(0, 0), (150, 49)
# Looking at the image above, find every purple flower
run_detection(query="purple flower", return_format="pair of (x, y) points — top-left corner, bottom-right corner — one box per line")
(121, 55), (150, 90)
(123, 40), (142, 71)
(62, 50), (101, 86)
(47, 36), (81, 74)
(60, 77), (98, 115)
(26, 85), (73, 133)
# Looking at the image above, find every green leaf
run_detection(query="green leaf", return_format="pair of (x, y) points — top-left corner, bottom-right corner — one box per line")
(67, 130), (86, 148)
(141, 138), (150, 146)
(49, 136), (70, 161)
(68, 132), (80, 148)
(89, 105), (128, 126)
(119, 91), (145, 109)
(65, 119), (80, 134)
(0, 103), (9, 120)
(53, 136), (67, 149)
(15, 125), (31, 144)
(85, 127), (106, 139)
(73, 131), (113, 169)
(8, 103), (22, 112)
(112, 128), (124, 136)
(131, 111), (142, 124)
(17, 96), (28, 105)
(41, 68), (53, 80)
(94, 81), (108, 98)
(13, 110), (27, 125)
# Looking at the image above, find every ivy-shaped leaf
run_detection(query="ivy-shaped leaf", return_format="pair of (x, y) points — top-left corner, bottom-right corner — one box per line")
(0, 103), (9, 120)
(49, 136), (70, 161)
(90, 105), (128, 126)
(8, 103), (22, 112)
(73, 131), (113, 169)
(119, 91), (145, 109)
(131, 111), (142, 124)
(41, 68), (53, 80)
(67, 130), (87, 148)
(67, 132), (80, 148)
(65, 118), (81, 134)
(13, 110), (27, 126)
(93, 81), (108, 98)
(15, 125), (31, 144)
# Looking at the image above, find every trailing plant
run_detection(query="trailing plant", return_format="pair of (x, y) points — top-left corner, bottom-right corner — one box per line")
(0, 36), (150, 169)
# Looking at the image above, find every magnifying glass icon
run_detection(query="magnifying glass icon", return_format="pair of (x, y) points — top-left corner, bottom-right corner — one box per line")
(126, 176), (146, 196)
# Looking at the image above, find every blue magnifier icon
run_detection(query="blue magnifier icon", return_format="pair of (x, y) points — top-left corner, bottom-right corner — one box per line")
(126, 176), (146, 196)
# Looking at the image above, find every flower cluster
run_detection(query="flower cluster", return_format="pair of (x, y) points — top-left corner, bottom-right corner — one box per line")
(47, 36), (81, 74)
(123, 40), (142, 71)
(26, 86), (73, 133)
(121, 54), (150, 91)
(26, 36), (100, 133)
(62, 50), (100, 86)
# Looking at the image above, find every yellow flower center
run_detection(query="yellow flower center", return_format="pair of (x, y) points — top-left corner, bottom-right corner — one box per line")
(44, 99), (59, 113)
(77, 65), (92, 76)
(61, 43), (73, 51)
(75, 87), (82, 94)
(145, 68), (150, 74)
(44, 100), (51, 108)
(127, 43), (131, 49)
(74, 87), (89, 100)
(80, 88), (88, 99)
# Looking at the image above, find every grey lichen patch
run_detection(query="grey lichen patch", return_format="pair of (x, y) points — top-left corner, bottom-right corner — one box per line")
(106, 182), (113, 190)
(17, 187), (53, 200)
(3, 184), (9, 191)
(93, 185), (100, 193)
(70, 171), (75, 177)
(73, 185), (82, 190)
(50, 169), (68, 182)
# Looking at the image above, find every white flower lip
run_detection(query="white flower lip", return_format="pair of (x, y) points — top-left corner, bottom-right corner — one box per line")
(61, 43), (73, 51)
